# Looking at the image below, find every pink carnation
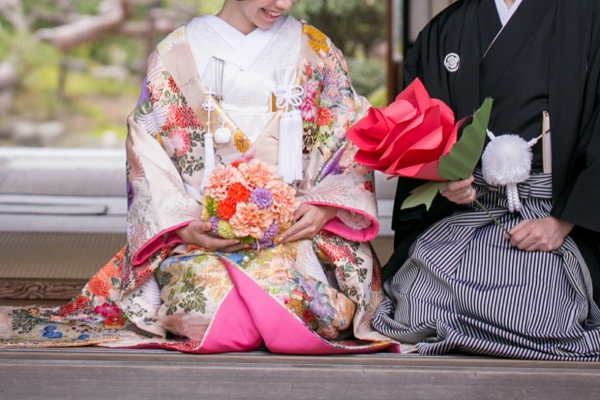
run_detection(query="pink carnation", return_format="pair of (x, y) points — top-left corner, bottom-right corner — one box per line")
(229, 202), (273, 239)
(270, 181), (299, 224)
(205, 165), (241, 201)
(238, 159), (278, 189)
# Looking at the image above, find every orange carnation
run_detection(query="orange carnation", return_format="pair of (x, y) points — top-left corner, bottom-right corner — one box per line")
(227, 182), (251, 203)
(270, 181), (299, 224)
(217, 198), (238, 221)
(205, 164), (241, 201)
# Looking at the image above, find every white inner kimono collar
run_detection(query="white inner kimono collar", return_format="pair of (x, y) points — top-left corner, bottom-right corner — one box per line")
(202, 14), (286, 69)
(484, 0), (525, 58)
(495, 0), (524, 26)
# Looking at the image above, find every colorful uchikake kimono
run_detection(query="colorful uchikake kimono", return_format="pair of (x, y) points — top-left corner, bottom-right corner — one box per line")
(0, 16), (398, 354)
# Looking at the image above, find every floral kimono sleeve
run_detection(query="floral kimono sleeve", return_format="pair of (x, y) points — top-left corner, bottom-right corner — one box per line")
(126, 51), (203, 266)
(299, 26), (379, 242)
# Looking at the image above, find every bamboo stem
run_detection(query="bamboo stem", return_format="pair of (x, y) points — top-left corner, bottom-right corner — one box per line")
(473, 198), (513, 238)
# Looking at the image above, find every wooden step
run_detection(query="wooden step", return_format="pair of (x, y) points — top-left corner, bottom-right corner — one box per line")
(0, 348), (599, 399)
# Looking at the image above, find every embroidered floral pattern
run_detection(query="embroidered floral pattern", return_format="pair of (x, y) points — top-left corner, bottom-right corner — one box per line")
(157, 26), (187, 55)
(88, 262), (120, 298)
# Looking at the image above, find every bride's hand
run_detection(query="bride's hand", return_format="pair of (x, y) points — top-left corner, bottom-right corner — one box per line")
(275, 204), (338, 243)
(176, 220), (248, 252)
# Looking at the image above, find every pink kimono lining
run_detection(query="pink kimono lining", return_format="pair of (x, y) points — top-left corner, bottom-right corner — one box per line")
(118, 256), (399, 354)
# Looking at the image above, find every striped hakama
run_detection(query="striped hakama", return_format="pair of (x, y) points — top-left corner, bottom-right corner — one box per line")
(372, 170), (600, 360)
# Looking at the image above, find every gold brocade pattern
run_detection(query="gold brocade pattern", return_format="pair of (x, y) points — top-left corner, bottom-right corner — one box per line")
(303, 25), (329, 54)
(233, 130), (252, 153)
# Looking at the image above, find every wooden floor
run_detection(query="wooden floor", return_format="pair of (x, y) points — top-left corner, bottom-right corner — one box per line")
(1, 347), (599, 399)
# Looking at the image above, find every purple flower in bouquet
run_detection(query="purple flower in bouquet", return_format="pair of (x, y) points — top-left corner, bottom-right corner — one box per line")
(209, 216), (220, 235)
(251, 188), (273, 209)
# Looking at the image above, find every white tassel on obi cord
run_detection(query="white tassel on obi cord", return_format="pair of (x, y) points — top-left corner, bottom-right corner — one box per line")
(201, 95), (217, 190)
(482, 130), (542, 213)
(275, 83), (304, 183)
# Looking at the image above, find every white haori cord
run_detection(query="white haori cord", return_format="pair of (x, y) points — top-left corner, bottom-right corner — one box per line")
(482, 130), (542, 213)
(275, 84), (305, 183)
(201, 93), (217, 190)
(212, 58), (233, 145)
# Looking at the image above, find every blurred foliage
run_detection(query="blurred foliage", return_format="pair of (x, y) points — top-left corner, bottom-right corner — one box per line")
(290, 0), (386, 57)
(0, 29), (60, 72)
(367, 86), (388, 108)
(347, 58), (386, 102)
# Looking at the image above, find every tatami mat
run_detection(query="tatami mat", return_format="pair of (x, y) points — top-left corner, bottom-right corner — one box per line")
(371, 236), (394, 265)
(0, 232), (394, 280)
(0, 232), (126, 280)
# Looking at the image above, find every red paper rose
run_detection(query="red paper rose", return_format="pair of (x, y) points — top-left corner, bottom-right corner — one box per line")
(346, 78), (460, 181)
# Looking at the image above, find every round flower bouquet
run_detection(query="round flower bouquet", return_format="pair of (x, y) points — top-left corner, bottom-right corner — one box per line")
(202, 159), (300, 249)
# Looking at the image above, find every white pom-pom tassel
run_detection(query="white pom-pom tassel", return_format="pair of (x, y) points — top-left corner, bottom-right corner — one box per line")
(201, 133), (215, 190)
(278, 109), (303, 183)
(482, 131), (540, 213)
(482, 133), (533, 186)
(214, 126), (232, 144)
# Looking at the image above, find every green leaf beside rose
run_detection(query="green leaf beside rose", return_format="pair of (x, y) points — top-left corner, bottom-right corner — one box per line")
(401, 98), (494, 210)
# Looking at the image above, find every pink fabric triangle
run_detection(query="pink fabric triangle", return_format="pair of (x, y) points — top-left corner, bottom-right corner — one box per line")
(199, 286), (264, 352)
(221, 257), (397, 354)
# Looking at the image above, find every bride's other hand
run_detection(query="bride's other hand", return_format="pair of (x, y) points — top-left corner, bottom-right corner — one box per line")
(276, 204), (338, 243)
(176, 220), (248, 252)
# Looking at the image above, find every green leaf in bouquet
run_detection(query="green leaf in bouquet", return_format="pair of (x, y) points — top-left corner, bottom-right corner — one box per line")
(401, 181), (448, 210)
(437, 98), (493, 181)
(238, 236), (255, 244)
